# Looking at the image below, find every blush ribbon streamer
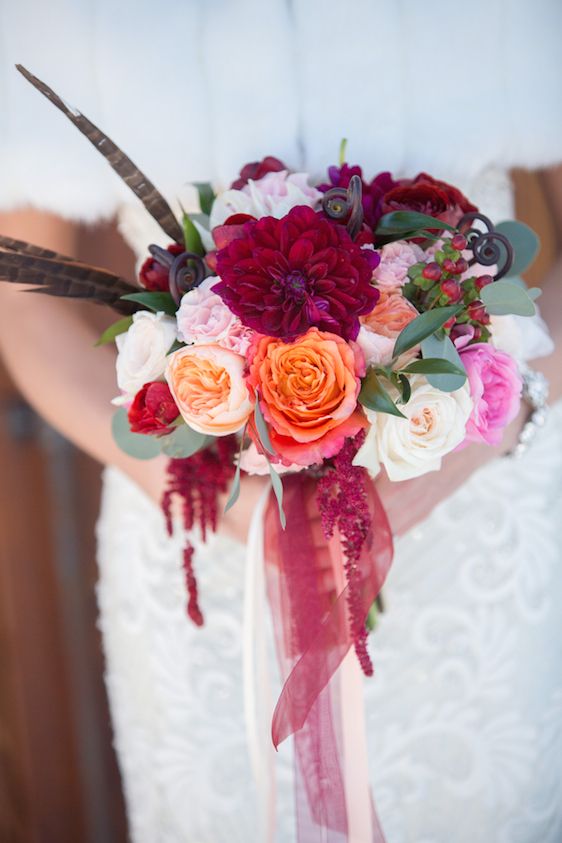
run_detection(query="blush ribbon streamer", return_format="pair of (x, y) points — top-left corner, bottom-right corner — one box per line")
(258, 472), (393, 842)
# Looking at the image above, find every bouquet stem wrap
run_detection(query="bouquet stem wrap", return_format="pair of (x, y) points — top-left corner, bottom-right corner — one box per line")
(263, 473), (393, 841)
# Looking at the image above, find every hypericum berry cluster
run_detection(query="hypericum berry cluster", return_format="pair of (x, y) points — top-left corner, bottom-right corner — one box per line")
(404, 234), (493, 343)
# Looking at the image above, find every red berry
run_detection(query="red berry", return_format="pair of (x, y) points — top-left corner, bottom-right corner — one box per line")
(455, 257), (469, 274)
(422, 262), (442, 281)
(451, 234), (467, 251)
(443, 316), (456, 330)
(468, 300), (489, 323)
(440, 279), (462, 302)
(442, 258), (457, 274)
(473, 326), (482, 340)
(475, 274), (493, 290)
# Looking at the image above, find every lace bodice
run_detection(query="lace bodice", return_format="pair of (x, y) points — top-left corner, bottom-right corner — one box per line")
(97, 397), (562, 843)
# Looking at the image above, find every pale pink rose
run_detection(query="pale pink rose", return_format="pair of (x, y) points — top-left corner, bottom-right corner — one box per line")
(356, 326), (396, 367)
(176, 277), (236, 344)
(459, 343), (522, 446)
(216, 320), (255, 356)
(373, 241), (424, 290)
(238, 442), (304, 476)
(210, 171), (321, 227)
(166, 344), (252, 436)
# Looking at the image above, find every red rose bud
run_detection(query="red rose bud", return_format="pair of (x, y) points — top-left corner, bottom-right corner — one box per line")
(139, 243), (184, 292)
(422, 262), (442, 281)
(451, 233), (468, 251)
(475, 274), (494, 290)
(128, 382), (179, 435)
(440, 279), (462, 302)
(231, 156), (287, 190)
(468, 300), (490, 324)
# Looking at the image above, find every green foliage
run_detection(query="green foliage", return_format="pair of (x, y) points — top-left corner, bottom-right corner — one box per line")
(421, 334), (467, 392)
(376, 211), (455, 239)
(401, 358), (466, 377)
(268, 464), (286, 529)
(480, 279), (536, 316)
(359, 370), (406, 419)
(182, 213), (205, 256)
(254, 397), (275, 455)
(193, 182), (215, 216)
(111, 408), (161, 460)
(496, 220), (540, 278)
(159, 424), (213, 458)
(120, 291), (177, 316)
(95, 315), (133, 346)
(393, 305), (460, 359)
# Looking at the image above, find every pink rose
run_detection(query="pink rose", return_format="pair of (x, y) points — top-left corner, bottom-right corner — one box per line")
(459, 343), (522, 446)
(373, 241), (423, 290)
(176, 276), (254, 355)
(356, 326), (396, 367)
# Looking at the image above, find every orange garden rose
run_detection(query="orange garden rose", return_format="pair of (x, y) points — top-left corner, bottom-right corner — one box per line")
(361, 290), (419, 338)
(166, 345), (252, 436)
(247, 328), (366, 466)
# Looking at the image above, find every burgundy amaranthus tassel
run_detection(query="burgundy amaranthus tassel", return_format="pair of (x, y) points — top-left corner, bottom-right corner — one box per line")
(162, 436), (238, 626)
(316, 430), (374, 675)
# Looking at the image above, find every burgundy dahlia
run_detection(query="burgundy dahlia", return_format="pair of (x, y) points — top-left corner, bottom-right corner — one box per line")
(128, 382), (179, 435)
(214, 205), (379, 341)
(231, 155), (287, 190)
(139, 242), (184, 292)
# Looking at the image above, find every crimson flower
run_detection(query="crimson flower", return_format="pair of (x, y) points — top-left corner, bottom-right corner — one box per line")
(231, 155), (287, 190)
(139, 242), (184, 292)
(380, 172), (477, 227)
(319, 164), (398, 229)
(214, 205), (379, 341)
(128, 382), (179, 435)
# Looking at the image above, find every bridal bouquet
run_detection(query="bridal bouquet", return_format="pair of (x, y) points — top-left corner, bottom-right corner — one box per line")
(1, 67), (541, 842)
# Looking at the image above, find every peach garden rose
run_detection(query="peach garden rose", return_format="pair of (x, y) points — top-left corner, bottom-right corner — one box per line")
(166, 344), (252, 436)
(246, 327), (366, 466)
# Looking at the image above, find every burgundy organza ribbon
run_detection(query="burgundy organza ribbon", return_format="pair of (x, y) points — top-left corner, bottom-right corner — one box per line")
(264, 473), (393, 841)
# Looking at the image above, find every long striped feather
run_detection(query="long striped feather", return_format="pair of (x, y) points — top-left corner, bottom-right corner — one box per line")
(16, 65), (184, 245)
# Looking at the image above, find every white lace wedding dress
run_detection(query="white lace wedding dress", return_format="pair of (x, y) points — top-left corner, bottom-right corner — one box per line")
(2, 2), (562, 841)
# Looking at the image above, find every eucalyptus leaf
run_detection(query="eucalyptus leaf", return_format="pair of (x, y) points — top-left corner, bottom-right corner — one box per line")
(421, 334), (467, 392)
(528, 287), (542, 300)
(95, 315), (133, 346)
(111, 408), (162, 460)
(397, 373), (411, 404)
(182, 213), (205, 256)
(254, 397), (275, 455)
(121, 291), (177, 316)
(402, 358), (466, 377)
(224, 458), (241, 514)
(359, 370), (406, 418)
(496, 220), (540, 277)
(480, 279), (536, 317)
(193, 182), (215, 216)
(268, 464), (286, 529)
(376, 211), (455, 237)
(159, 424), (213, 459)
(393, 305), (460, 359)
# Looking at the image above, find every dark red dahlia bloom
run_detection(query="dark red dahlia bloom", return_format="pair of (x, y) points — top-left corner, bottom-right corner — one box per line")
(128, 382), (179, 435)
(139, 242), (184, 292)
(231, 155), (287, 190)
(380, 172), (477, 227)
(214, 205), (379, 341)
(319, 164), (398, 229)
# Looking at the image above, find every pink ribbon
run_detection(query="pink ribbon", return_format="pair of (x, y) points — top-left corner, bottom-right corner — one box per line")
(264, 473), (393, 841)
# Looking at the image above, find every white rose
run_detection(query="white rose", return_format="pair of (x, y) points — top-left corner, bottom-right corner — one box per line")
(210, 170), (321, 228)
(116, 311), (177, 396)
(353, 375), (472, 481)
